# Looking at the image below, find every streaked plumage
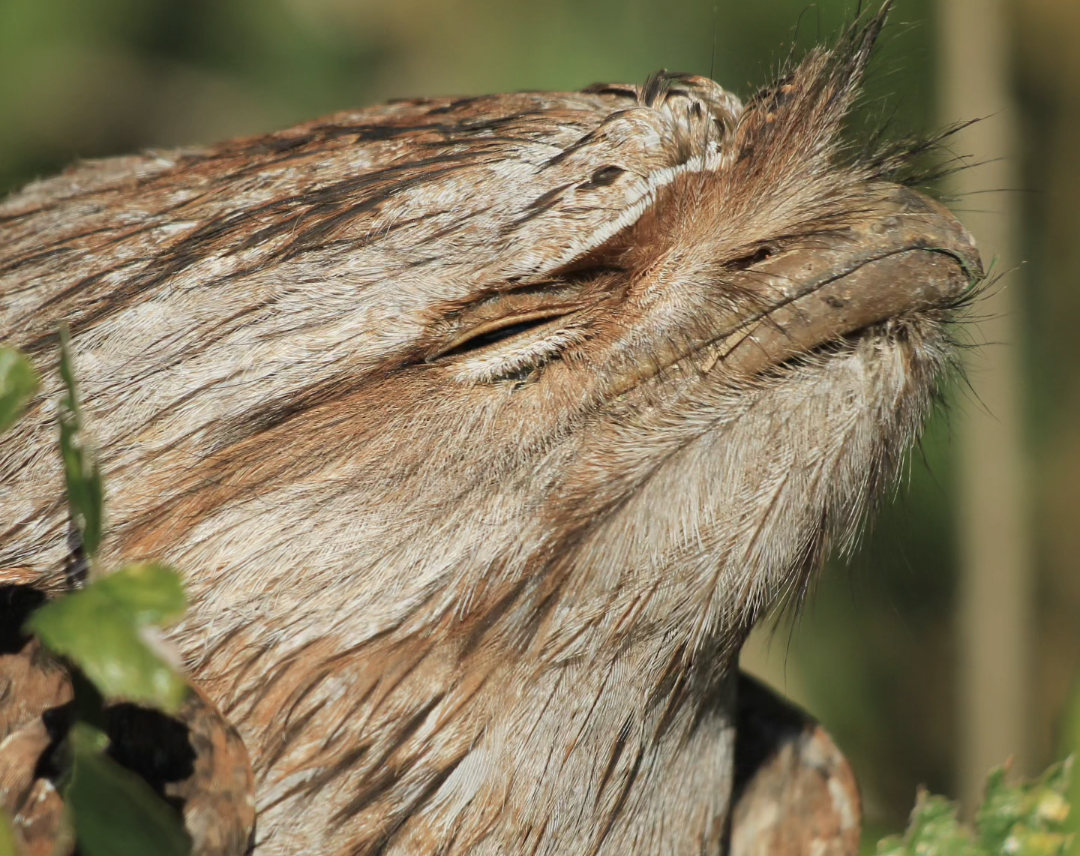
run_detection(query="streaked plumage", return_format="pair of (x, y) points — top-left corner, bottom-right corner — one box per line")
(0, 7), (979, 855)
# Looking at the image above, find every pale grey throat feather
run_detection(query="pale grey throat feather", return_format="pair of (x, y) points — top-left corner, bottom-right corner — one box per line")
(0, 7), (980, 856)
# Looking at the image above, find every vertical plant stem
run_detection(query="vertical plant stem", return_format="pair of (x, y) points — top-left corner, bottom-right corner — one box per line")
(938, 0), (1032, 815)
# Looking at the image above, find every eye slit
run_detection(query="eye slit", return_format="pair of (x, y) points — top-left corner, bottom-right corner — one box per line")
(431, 308), (571, 361)
(727, 245), (775, 271)
(454, 319), (548, 353)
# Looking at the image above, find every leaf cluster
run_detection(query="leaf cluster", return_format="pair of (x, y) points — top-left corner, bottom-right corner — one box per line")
(876, 760), (1073, 856)
(0, 339), (191, 856)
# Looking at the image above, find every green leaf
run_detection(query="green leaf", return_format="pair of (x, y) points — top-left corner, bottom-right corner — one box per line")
(877, 761), (1074, 856)
(0, 346), (39, 433)
(1059, 684), (1080, 856)
(901, 792), (979, 856)
(0, 808), (17, 856)
(92, 563), (188, 626)
(64, 723), (191, 856)
(58, 326), (104, 559)
(978, 761), (1072, 853)
(27, 564), (188, 713)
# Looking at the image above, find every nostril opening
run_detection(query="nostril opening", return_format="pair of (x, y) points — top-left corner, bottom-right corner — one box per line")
(728, 246), (775, 271)
(579, 166), (626, 190)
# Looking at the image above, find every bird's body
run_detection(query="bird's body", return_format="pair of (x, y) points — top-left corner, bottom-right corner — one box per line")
(0, 11), (979, 855)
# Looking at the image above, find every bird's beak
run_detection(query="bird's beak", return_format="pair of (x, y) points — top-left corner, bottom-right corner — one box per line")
(714, 184), (982, 377)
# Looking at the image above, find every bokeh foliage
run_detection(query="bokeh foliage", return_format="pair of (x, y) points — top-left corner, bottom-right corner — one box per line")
(877, 761), (1073, 856)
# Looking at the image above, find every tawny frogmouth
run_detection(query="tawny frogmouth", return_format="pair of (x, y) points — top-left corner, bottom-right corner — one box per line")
(0, 9), (980, 856)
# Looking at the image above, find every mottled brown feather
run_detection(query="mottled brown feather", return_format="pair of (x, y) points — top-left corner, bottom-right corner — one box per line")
(0, 7), (978, 855)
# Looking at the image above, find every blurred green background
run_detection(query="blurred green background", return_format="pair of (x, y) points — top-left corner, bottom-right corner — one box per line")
(1, 0), (1077, 842)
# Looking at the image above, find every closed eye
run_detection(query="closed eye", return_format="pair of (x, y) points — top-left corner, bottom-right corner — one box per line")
(430, 308), (573, 361)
